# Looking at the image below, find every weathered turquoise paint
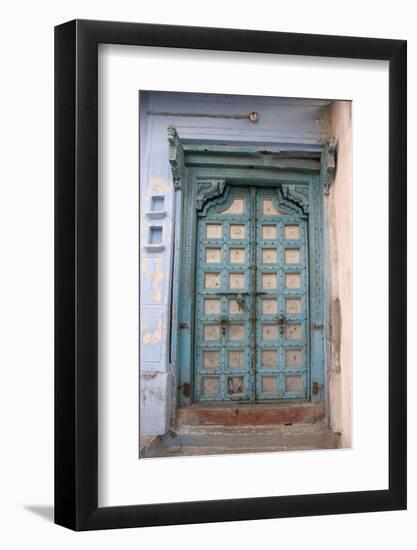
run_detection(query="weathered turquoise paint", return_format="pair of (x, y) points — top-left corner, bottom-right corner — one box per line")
(255, 188), (309, 401)
(195, 187), (253, 402)
(170, 131), (332, 406)
(194, 186), (309, 402)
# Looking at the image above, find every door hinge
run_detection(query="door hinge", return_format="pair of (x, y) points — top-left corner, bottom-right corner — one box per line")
(312, 382), (323, 395)
(179, 382), (191, 398)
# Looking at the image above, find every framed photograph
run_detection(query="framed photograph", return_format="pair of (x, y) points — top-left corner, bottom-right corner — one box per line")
(55, 20), (406, 530)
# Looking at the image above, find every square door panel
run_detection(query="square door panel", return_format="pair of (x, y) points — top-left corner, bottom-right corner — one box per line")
(204, 299), (221, 314)
(262, 248), (277, 264)
(230, 224), (246, 239)
(284, 224), (300, 240)
(286, 375), (302, 392)
(203, 351), (220, 369)
(286, 349), (302, 366)
(229, 272), (245, 289)
(261, 376), (277, 393)
(262, 324), (278, 340)
(229, 248), (245, 264)
(285, 248), (300, 264)
(261, 272), (277, 289)
(202, 376), (220, 395)
(228, 350), (244, 369)
(261, 224), (277, 239)
(206, 248), (221, 263)
(262, 299), (277, 314)
(261, 350), (277, 368)
(285, 272), (301, 289)
(204, 325), (220, 341)
(286, 298), (301, 314)
(205, 272), (221, 289)
(206, 224), (222, 239)
(229, 324), (244, 340)
(285, 323), (302, 340)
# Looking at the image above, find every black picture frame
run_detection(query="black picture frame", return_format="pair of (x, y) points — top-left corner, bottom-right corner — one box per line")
(54, 19), (407, 531)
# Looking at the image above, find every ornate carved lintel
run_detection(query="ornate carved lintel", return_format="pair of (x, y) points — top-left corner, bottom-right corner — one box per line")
(280, 184), (310, 214)
(168, 127), (185, 190)
(321, 137), (337, 195)
(196, 179), (226, 214)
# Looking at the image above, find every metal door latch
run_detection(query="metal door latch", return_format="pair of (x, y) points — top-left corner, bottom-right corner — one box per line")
(312, 382), (323, 395)
(277, 314), (287, 335)
(179, 382), (191, 398)
(219, 316), (229, 335)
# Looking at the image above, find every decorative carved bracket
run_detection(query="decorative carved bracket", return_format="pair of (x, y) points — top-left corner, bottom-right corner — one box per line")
(280, 184), (310, 214)
(196, 179), (226, 214)
(168, 127), (185, 190)
(321, 137), (337, 195)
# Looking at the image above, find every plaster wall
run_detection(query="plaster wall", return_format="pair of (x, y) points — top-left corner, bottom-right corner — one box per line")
(139, 91), (346, 437)
(326, 101), (353, 448)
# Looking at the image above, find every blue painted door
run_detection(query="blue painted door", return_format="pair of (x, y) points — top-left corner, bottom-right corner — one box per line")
(194, 186), (309, 402)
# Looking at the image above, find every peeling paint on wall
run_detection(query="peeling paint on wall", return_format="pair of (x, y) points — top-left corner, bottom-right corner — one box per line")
(142, 260), (165, 303)
(139, 371), (169, 436)
(149, 176), (171, 194)
(142, 318), (163, 345)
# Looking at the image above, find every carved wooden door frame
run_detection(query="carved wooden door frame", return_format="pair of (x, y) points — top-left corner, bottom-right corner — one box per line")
(168, 127), (336, 408)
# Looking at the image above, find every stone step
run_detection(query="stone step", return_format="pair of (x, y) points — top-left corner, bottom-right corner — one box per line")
(176, 402), (325, 427)
(141, 422), (340, 458)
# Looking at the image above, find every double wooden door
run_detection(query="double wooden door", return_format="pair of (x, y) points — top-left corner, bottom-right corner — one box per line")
(194, 186), (309, 403)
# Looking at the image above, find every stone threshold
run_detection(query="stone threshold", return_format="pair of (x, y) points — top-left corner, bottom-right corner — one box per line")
(176, 401), (325, 427)
(139, 419), (339, 458)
